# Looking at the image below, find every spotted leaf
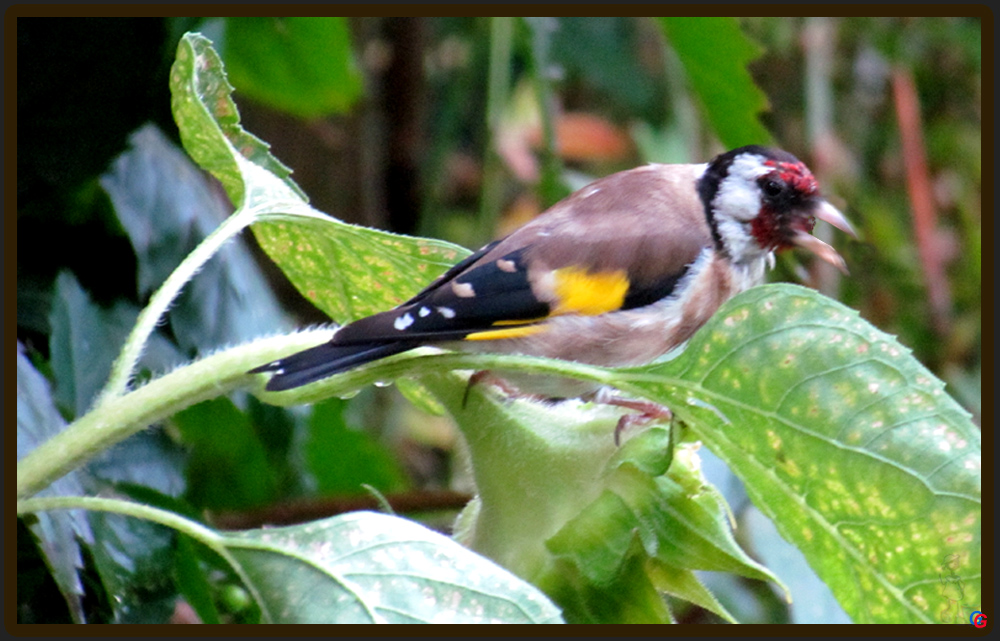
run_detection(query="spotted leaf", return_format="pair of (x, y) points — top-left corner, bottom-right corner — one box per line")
(222, 511), (563, 623)
(617, 284), (981, 624)
(251, 216), (467, 324)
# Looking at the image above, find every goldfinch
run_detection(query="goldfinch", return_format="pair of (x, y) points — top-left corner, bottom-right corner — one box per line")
(252, 146), (854, 402)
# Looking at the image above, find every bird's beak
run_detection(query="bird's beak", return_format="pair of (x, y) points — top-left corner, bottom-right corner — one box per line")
(791, 200), (855, 275)
(814, 200), (857, 238)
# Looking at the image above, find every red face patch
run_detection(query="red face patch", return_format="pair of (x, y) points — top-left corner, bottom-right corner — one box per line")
(763, 159), (819, 196)
(752, 159), (820, 251)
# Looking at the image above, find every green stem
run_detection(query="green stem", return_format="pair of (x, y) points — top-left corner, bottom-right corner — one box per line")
(18, 494), (219, 542)
(16, 330), (330, 501)
(99, 206), (256, 404)
(17, 495), (272, 623)
(477, 16), (514, 242)
(418, 371), (623, 580)
(18, 325), (625, 503)
(523, 17), (564, 208)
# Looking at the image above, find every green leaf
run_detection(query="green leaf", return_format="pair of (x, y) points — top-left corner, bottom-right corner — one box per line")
(545, 490), (641, 588)
(19, 339), (188, 624)
(173, 534), (222, 625)
(87, 510), (177, 623)
(86, 432), (188, 501)
(658, 17), (771, 147)
(16, 342), (91, 623)
(251, 216), (467, 324)
(546, 531), (673, 624)
(171, 398), (278, 511)
(618, 284), (981, 623)
(169, 32), (306, 207)
(91, 33), (307, 405)
(394, 377), (447, 416)
(19, 497), (564, 624)
(420, 376), (768, 623)
(744, 505), (851, 623)
(101, 124), (291, 353)
(47, 272), (128, 417)
(303, 398), (407, 496)
(101, 124), (208, 299)
(611, 461), (777, 584)
(647, 561), (733, 623)
(47, 272), (179, 417)
(310, 284), (978, 624)
(223, 17), (363, 120)
(170, 32), (467, 325)
(544, 437), (773, 623)
(548, 18), (662, 122)
(607, 420), (674, 477)
(223, 511), (563, 623)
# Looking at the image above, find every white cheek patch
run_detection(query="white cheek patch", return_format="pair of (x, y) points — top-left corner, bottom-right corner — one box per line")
(714, 216), (756, 261)
(707, 153), (775, 263)
(712, 153), (769, 222)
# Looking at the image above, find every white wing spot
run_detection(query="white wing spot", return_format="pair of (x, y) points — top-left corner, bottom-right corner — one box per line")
(394, 313), (415, 330)
(496, 258), (517, 273)
(419, 306), (431, 317)
(438, 307), (456, 319)
(452, 281), (476, 298)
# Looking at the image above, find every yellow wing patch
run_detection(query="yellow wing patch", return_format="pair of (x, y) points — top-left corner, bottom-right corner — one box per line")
(464, 325), (546, 341)
(463, 267), (628, 342)
(551, 267), (629, 316)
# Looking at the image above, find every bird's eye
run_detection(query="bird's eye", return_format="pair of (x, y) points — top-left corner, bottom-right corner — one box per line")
(762, 180), (783, 198)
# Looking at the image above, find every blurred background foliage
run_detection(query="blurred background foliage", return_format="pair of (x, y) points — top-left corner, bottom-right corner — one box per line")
(17, 16), (981, 623)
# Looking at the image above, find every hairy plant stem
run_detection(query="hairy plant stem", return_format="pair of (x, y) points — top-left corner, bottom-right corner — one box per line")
(99, 207), (255, 403)
(16, 331), (329, 501)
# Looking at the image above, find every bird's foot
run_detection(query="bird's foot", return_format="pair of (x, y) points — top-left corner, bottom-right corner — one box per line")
(591, 388), (673, 446)
(463, 370), (534, 408)
(465, 375), (671, 446)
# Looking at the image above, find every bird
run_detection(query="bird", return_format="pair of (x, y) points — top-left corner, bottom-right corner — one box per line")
(252, 145), (854, 435)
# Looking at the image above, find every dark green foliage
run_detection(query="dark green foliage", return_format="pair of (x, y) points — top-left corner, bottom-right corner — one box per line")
(17, 17), (981, 624)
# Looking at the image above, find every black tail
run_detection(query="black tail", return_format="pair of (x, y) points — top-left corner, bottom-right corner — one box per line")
(251, 341), (419, 392)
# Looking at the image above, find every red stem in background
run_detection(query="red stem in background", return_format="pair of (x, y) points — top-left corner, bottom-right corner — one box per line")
(209, 489), (474, 530)
(891, 67), (952, 338)
(802, 17), (842, 298)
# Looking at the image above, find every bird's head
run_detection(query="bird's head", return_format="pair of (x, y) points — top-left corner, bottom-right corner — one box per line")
(698, 145), (855, 273)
